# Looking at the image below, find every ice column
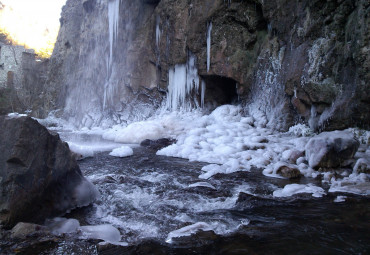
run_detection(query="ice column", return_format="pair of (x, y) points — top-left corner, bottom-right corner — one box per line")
(108, 0), (120, 71)
(156, 16), (161, 47)
(166, 53), (201, 110)
(207, 22), (212, 72)
(201, 80), (206, 108)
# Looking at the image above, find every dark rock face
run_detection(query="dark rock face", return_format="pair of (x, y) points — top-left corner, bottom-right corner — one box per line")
(305, 131), (360, 169)
(140, 138), (176, 150)
(46, 0), (369, 130)
(0, 116), (97, 228)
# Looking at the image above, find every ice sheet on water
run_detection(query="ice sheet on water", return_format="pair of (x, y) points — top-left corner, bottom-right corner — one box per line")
(109, 145), (133, 157)
(80, 224), (121, 243)
(334, 196), (347, 203)
(166, 222), (212, 243)
(273, 184), (326, 198)
(188, 182), (216, 190)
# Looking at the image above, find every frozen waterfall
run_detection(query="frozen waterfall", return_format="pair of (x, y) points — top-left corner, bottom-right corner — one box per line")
(105, 0), (120, 110)
(108, 0), (120, 71)
(166, 52), (205, 111)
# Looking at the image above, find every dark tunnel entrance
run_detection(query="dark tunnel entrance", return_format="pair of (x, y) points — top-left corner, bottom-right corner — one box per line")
(201, 75), (239, 108)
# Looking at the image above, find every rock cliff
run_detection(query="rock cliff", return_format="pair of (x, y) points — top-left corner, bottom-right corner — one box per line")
(45, 0), (369, 130)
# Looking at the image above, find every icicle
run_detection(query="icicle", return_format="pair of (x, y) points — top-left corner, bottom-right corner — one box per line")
(105, 0), (120, 110)
(108, 0), (120, 71)
(156, 15), (161, 47)
(166, 52), (202, 111)
(201, 80), (206, 108)
(206, 21), (212, 72)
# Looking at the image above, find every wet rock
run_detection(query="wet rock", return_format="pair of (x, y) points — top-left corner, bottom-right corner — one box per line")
(305, 131), (360, 169)
(172, 229), (218, 247)
(10, 222), (49, 239)
(235, 192), (280, 209)
(0, 116), (98, 228)
(140, 138), (176, 150)
(276, 165), (302, 179)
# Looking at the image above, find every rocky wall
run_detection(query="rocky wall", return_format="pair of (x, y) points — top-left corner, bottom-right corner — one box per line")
(46, 0), (369, 130)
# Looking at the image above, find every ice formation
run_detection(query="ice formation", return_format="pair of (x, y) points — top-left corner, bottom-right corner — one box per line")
(156, 15), (161, 47)
(105, 0), (120, 110)
(273, 184), (326, 198)
(166, 222), (212, 243)
(206, 21), (212, 72)
(245, 47), (289, 131)
(108, 0), (120, 71)
(166, 52), (205, 110)
(109, 145), (134, 157)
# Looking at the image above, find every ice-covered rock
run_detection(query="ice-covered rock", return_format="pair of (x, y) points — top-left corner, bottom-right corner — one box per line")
(109, 146), (134, 157)
(305, 131), (360, 169)
(0, 116), (98, 228)
(80, 225), (121, 243)
(273, 184), (326, 198)
(353, 158), (370, 174)
(46, 217), (80, 235)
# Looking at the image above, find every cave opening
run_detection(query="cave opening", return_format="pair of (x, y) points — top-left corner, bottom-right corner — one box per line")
(201, 75), (239, 107)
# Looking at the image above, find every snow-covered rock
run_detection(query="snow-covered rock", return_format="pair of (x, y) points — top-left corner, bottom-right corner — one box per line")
(305, 131), (360, 169)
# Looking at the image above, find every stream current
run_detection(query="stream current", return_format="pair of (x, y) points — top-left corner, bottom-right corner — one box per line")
(40, 138), (369, 254)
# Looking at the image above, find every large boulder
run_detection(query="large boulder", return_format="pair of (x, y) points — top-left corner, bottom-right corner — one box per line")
(305, 131), (360, 169)
(0, 115), (98, 228)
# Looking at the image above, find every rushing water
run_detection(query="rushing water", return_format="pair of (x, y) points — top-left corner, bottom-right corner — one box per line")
(3, 144), (367, 254)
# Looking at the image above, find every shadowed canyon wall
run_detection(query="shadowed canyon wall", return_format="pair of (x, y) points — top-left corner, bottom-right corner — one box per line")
(44, 0), (369, 130)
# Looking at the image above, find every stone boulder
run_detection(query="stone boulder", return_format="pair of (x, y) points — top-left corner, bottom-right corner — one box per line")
(0, 116), (98, 228)
(305, 131), (360, 169)
(10, 222), (49, 239)
(276, 165), (302, 179)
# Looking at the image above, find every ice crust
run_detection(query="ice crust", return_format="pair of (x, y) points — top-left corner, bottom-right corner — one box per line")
(166, 222), (212, 243)
(109, 145), (134, 157)
(46, 217), (124, 244)
(273, 184), (326, 198)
